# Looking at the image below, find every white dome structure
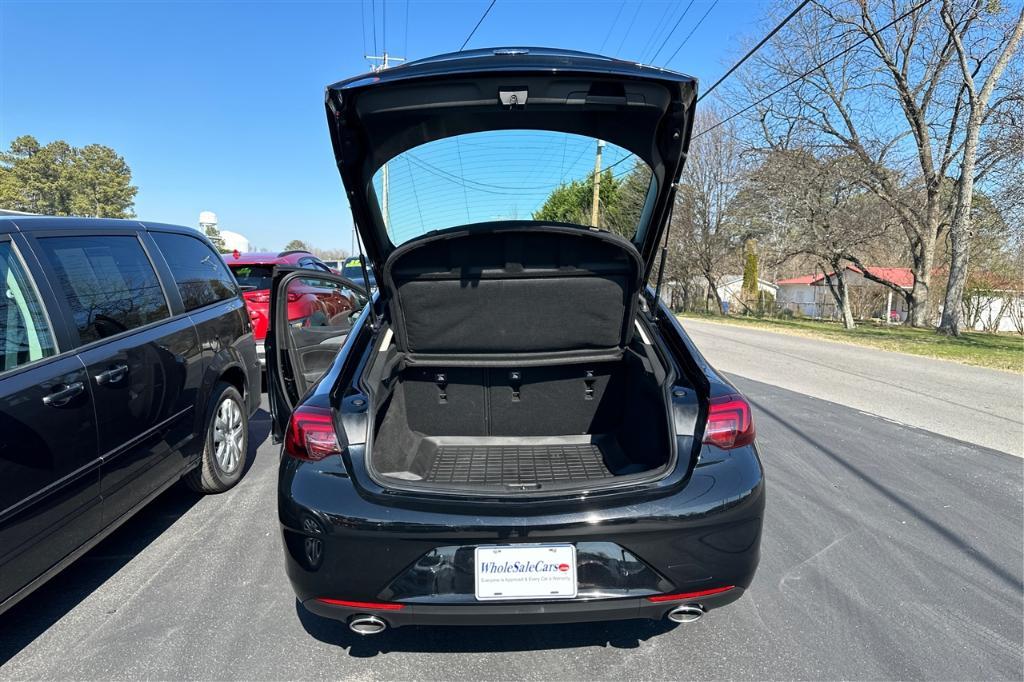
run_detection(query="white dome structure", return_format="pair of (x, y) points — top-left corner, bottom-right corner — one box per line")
(219, 230), (252, 253)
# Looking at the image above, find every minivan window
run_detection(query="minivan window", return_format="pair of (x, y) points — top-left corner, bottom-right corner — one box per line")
(151, 232), (238, 311)
(0, 242), (57, 373)
(372, 130), (654, 245)
(38, 235), (169, 344)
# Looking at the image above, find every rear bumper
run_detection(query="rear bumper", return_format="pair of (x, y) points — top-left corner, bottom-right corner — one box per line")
(279, 444), (764, 627)
(301, 587), (744, 627)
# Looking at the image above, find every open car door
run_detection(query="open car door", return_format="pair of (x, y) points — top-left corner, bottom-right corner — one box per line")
(266, 267), (367, 441)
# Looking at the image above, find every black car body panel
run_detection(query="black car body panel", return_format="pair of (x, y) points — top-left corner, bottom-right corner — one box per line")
(0, 216), (260, 616)
(279, 436), (764, 598)
(274, 295), (764, 627)
(270, 48), (762, 630)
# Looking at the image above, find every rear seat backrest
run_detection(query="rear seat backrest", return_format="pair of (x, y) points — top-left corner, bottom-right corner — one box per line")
(384, 228), (643, 356)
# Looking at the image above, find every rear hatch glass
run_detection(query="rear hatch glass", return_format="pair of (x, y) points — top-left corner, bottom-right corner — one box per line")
(374, 130), (653, 245)
(229, 264), (274, 291)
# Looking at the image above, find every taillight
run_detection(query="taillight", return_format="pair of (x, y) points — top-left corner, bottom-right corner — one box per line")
(284, 406), (342, 461)
(244, 290), (299, 304)
(702, 393), (755, 449)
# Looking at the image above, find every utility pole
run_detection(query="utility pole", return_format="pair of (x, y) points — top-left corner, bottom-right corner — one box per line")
(365, 52), (405, 232)
(590, 139), (605, 227)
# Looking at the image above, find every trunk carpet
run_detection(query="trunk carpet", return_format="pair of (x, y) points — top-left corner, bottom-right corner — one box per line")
(425, 442), (616, 485)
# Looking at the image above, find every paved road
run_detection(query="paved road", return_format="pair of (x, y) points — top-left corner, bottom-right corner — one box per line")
(683, 319), (1024, 457)
(2, 376), (1021, 680)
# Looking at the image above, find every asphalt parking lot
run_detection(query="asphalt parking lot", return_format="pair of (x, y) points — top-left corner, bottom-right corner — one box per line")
(1, 327), (1021, 680)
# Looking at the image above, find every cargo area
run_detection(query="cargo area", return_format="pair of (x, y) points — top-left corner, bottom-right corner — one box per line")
(368, 350), (675, 492)
(360, 227), (686, 494)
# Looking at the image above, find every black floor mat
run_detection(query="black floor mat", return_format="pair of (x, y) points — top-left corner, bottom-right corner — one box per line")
(425, 442), (615, 485)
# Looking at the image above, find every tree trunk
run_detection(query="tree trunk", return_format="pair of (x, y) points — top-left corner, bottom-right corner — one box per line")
(938, 1), (1024, 336)
(908, 228), (936, 328)
(821, 263), (855, 329)
(837, 276), (855, 330)
(938, 190), (972, 336)
(705, 273), (725, 314)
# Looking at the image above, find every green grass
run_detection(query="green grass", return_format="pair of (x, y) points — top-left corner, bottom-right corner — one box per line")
(678, 312), (1024, 373)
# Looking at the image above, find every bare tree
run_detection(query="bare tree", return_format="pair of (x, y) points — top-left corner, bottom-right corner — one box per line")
(675, 109), (746, 313)
(741, 1), (994, 326)
(740, 149), (895, 328)
(311, 247), (351, 261)
(937, 0), (1024, 335)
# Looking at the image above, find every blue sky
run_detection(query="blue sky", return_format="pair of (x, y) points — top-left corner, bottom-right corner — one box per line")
(0, 0), (768, 251)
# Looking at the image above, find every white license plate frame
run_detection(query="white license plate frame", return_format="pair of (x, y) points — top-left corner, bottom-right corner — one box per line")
(474, 544), (578, 601)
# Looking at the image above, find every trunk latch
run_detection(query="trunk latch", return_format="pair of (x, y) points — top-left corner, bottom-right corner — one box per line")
(499, 89), (528, 108)
(434, 373), (448, 404)
(584, 370), (596, 400)
(509, 370), (522, 402)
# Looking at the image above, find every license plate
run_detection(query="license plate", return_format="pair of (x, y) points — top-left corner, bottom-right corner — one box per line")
(474, 544), (577, 601)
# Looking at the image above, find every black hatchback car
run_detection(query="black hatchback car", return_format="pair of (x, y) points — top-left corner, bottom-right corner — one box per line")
(0, 216), (260, 616)
(268, 48), (764, 634)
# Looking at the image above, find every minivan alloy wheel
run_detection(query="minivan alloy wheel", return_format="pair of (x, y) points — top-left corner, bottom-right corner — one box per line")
(213, 396), (245, 474)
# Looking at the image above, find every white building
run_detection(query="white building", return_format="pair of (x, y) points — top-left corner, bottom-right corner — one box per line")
(775, 274), (820, 317)
(776, 266), (913, 322)
(657, 275), (778, 313)
(715, 275), (778, 314)
(960, 287), (1024, 333)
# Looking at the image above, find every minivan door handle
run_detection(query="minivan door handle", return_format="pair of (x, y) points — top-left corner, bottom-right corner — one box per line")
(94, 363), (129, 386)
(42, 381), (86, 407)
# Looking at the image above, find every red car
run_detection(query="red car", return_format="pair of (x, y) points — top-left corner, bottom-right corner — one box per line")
(224, 250), (357, 367)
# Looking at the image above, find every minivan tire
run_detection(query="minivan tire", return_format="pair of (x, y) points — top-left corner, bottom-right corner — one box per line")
(185, 381), (249, 493)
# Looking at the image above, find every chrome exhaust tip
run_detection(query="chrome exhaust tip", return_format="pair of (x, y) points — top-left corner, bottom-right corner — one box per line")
(348, 615), (388, 635)
(666, 605), (705, 624)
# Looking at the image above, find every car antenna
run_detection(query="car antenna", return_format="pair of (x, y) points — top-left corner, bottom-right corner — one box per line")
(652, 183), (678, 322)
(354, 228), (380, 330)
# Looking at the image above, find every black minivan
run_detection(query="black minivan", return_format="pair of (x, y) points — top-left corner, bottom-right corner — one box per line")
(270, 48), (764, 633)
(0, 216), (260, 615)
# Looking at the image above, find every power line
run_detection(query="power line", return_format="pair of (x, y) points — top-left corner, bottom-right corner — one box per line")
(360, 0), (368, 58)
(614, 0), (644, 56)
(693, 0), (936, 139)
(454, 138), (472, 222)
(460, 0), (497, 51)
(406, 153), (554, 193)
(593, 153), (634, 178)
(648, 0), (695, 64)
(401, 145), (639, 198)
(404, 0), (410, 57)
(598, 1), (627, 54)
(402, 156), (426, 231)
(697, 0), (812, 102)
(371, 0), (378, 56)
(663, 0), (720, 66)
(640, 1), (677, 63)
